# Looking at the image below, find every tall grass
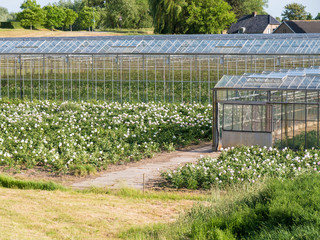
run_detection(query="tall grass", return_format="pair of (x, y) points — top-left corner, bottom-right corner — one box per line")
(0, 174), (67, 191)
(122, 174), (320, 239)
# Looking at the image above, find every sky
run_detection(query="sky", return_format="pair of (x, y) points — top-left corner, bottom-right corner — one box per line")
(0, 0), (319, 19)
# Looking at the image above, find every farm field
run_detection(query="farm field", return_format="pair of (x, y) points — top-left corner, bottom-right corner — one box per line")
(0, 100), (212, 175)
(163, 145), (320, 189)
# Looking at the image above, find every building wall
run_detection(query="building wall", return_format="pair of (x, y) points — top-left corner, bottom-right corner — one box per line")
(273, 24), (295, 33)
(263, 24), (281, 34)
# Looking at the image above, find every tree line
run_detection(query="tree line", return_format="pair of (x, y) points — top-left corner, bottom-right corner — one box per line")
(1, 0), (319, 34)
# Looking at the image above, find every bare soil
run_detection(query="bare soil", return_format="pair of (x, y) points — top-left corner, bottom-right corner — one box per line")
(0, 29), (153, 38)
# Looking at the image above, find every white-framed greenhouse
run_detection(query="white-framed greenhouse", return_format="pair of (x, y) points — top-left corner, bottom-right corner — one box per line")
(0, 34), (320, 103)
(213, 66), (320, 150)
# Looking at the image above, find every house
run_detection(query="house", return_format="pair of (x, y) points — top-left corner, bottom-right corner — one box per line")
(273, 20), (320, 33)
(227, 12), (280, 34)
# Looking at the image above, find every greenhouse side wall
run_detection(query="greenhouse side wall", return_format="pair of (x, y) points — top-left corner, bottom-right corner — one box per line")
(0, 54), (319, 103)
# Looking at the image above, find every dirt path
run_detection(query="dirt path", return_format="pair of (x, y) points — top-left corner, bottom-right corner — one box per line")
(72, 143), (220, 190)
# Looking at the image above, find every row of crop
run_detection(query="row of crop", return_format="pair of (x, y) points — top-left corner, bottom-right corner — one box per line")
(0, 100), (212, 174)
(162, 145), (320, 189)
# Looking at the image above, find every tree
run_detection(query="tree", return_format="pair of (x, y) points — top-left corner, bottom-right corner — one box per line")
(315, 13), (320, 20)
(149, 0), (186, 34)
(17, 0), (45, 30)
(0, 7), (10, 21)
(82, 0), (105, 7)
(78, 6), (98, 30)
(44, 5), (66, 31)
(63, 8), (78, 31)
(135, 0), (153, 28)
(184, 0), (236, 34)
(224, 0), (268, 17)
(56, 0), (83, 12)
(281, 3), (309, 20)
(149, 0), (236, 34)
(103, 0), (139, 29)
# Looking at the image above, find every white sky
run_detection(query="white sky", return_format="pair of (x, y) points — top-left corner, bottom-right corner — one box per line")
(0, 0), (319, 19)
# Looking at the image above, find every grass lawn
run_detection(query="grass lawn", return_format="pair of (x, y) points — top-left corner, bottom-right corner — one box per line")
(0, 186), (203, 239)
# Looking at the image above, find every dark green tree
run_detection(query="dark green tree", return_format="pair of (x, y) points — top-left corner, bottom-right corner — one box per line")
(149, 0), (186, 34)
(315, 13), (320, 20)
(44, 5), (66, 30)
(149, 0), (236, 34)
(306, 13), (313, 20)
(225, 0), (268, 17)
(17, 0), (46, 30)
(78, 6), (98, 30)
(103, 0), (138, 29)
(185, 0), (236, 34)
(281, 3), (309, 20)
(135, 0), (153, 28)
(63, 8), (78, 31)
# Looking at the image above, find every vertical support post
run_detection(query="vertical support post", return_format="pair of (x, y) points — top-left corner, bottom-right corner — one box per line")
(129, 56), (131, 102)
(137, 56), (140, 102)
(168, 55), (171, 102)
(104, 56), (106, 101)
(120, 55), (122, 103)
(112, 56), (114, 101)
(19, 55), (22, 99)
(142, 55), (145, 102)
(6, 58), (9, 99)
(155, 57), (157, 102)
(38, 57), (41, 101)
(172, 56), (174, 103)
(317, 91), (319, 147)
(95, 55), (98, 100)
(198, 56), (201, 103)
(305, 91), (307, 148)
(43, 54), (46, 100)
(181, 57), (183, 103)
(79, 58), (81, 101)
(284, 103), (288, 146)
(190, 56), (192, 103)
(86, 57), (89, 100)
(47, 57), (49, 100)
(212, 89), (219, 151)
(143, 173), (145, 194)
(92, 54), (94, 100)
(55, 57), (57, 101)
(293, 91), (295, 146)
(208, 57), (210, 104)
(66, 54), (69, 100)
(163, 56), (165, 102)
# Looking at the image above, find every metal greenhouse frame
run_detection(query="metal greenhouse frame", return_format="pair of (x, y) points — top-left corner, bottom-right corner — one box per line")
(0, 34), (320, 103)
(213, 66), (320, 150)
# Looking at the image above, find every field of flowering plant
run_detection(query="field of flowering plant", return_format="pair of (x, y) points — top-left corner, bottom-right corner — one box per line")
(0, 100), (211, 174)
(162, 146), (320, 189)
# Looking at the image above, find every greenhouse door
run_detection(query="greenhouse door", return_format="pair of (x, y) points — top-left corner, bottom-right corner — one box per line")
(221, 103), (273, 148)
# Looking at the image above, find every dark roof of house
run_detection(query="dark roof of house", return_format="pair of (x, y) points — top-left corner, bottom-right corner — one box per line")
(228, 14), (280, 34)
(283, 20), (320, 33)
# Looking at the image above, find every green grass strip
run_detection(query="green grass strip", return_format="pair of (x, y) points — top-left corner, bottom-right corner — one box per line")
(0, 174), (67, 191)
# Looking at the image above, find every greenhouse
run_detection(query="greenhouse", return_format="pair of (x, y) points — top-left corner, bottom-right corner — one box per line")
(0, 33), (320, 103)
(212, 66), (320, 150)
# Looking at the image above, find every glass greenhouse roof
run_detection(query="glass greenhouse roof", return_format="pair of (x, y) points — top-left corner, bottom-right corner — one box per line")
(0, 33), (320, 55)
(215, 66), (320, 90)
